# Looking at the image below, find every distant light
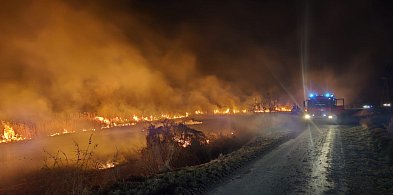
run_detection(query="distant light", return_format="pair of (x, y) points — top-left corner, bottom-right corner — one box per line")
(328, 115), (333, 119)
(323, 114), (327, 117)
(363, 105), (371, 109)
(309, 94), (314, 98)
(383, 103), (391, 107)
(325, 93), (330, 97)
(304, 114), (311, 119)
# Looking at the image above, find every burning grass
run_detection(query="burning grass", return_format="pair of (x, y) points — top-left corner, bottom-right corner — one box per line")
(12, 134), (138, 195)
(101, 131), (294, 194)
(1, 114), (298, 194)
(138, 121), (246, 175)
(0, 105), (292, 144)
(0, 121), (31, 143)
(6, 120), (250, 194)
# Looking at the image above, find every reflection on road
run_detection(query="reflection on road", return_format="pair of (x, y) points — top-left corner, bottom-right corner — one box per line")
(308, 124), (336, 193)
(210, 123), (352, 194)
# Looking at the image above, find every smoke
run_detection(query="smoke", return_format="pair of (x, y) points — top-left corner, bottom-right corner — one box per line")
(0, 1), (249, 121)
(0, 0), (392, 122)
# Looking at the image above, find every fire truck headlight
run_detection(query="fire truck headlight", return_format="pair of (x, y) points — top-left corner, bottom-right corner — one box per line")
(304, 114), (311, 119)
(328, 115), (333, 119)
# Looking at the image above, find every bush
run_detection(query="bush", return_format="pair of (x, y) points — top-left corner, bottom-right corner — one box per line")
(140, 121), (244, 175)
(140, 121), (209, 174)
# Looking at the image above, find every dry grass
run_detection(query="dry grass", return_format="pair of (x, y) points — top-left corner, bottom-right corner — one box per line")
(102, 132), (293, 194)
(3, 113), (101, 139)
(31, 134), (137, 195)
(7, 115), (298, 194)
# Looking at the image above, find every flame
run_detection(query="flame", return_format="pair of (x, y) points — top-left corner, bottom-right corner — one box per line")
(95, 116), (111, 125)
(49, 129), (77, 137)
(275, 106), (292, 112)
(0, 103), (292, 144)
(133, 115), (140, 122)
(195, 110), (205, 115)
(0, 122), (29, 143)
(173, 137), (192, 148)
(213, 108), (243, 114)
(98, 161), (117, 170)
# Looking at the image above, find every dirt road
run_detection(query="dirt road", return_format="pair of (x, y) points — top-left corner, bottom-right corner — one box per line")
(210, 123), (388, 194)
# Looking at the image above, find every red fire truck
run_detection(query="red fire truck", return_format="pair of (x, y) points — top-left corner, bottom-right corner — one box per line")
(303, 93), (344, 121)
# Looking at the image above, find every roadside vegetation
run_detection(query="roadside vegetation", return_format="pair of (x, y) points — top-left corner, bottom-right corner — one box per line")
(361, 108), (393, 163)
(359, 108), (393, 193)
(101, 131), (293, 194)
(7, 119), (256, 194)
(1, 114), (302, 194)
(99, 116), (301, 194)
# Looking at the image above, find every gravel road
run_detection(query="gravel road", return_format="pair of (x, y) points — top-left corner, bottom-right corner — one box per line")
(210, 122), (391, 194)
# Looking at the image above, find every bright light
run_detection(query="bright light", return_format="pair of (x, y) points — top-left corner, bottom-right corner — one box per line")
(383, 103), (391, 107)
(363, 105), (371, 109)
(325, 93), (330, 97)
(304, 114), (311, 119)
(309, 93), (314, 98)
(323, 114), (327, 117)
(328, 115), (333, 119)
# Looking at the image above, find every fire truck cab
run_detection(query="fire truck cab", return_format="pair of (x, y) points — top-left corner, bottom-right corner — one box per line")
(303, 93), (344, 121)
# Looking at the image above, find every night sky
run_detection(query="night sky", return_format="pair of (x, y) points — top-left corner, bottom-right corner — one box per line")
(0, 0), (392, 120)
(124, 0), (393, 104)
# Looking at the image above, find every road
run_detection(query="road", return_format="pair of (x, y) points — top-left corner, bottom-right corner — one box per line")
(210, 122), (382, 194)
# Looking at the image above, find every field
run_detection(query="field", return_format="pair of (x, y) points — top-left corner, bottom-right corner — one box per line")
(0, 113), (298, 194)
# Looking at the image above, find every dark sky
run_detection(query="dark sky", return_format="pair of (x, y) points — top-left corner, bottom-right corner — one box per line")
(106, 0), (393, 104)
(0, 0), (392, 119)
(132, 0), (393, 103)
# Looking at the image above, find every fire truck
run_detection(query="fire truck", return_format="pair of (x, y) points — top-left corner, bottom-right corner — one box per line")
(303, 93), (344, 121)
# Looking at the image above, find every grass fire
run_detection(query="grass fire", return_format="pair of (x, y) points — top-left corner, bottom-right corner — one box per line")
(1, 0), (393, 194)
(0, 122), (29, 143)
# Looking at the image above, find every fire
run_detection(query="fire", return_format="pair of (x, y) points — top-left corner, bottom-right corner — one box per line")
(0, 103), (293, 144)
(49, 129), (77, 137)
(133, 115), (140, 122)
(98, 161), (117, 170)
(95, 116), (111, 125)
(0, 122), (28, 143)
(195, 110), (205, 115)
(213, 108), (244, 114)
(174, 138), (192, 148)
(275, 106), (292, 112)
(3, 123), (15, 140)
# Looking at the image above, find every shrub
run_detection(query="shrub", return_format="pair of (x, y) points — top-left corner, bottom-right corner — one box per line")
(139, 121), (245, 176)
